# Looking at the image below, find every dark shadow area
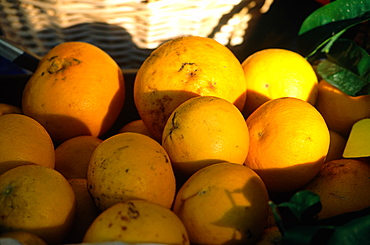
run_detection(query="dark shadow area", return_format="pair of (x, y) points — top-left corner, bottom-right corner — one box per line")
(229, 0), (322, 62)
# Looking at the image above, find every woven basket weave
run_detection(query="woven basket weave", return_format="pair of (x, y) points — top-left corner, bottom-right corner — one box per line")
(0, 0), (274, 69)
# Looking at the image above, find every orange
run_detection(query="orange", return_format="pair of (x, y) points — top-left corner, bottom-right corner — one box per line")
(0, 231), (47, 245)
(22, 41), (125, 144)
(0, 114), (55, 175)
(325, 130), (346, 163)
(245, 97), (330, 193)
(118, 119), (155, 139)
(0, 165), (76, 245)
(303, 158), (370, 219)
(83, 199), (189, 244)
(173, 162), (269, 245)
(162, 96), (250, 177)
(55, 135), (102, 179)
(134, 36), (247, 141)
(315, 79), (370, 138)
(241, 48), (318, 117)
(87, 132), (176, 210)
(0, 103), (22, 115)
(65, 178), (100, 244)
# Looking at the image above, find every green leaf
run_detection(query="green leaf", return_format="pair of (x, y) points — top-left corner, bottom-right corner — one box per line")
(277, 190), (322, 223)
(297, 0), (370, 57)
(317, 39), (370, 96)
(282, 225), (335, 245)
(327, 214), (370, 245)
(270, 191), (370, 245)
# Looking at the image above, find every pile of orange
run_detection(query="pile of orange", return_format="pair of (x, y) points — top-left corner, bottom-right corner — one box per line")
(0, 36), (368, 245)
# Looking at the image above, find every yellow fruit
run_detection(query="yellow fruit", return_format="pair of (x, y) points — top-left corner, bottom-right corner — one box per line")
(173, 162), (269, 245)
(55, 135), (102, 179)
(343, 118), (370, 158)
(0, 231), (47, 245)
(0, 103), (22, 115)
(325, 130), (346, 163)
(0, 165), (76, 245)
(0, 114), (55, 175)
(162, 96), (250, 177)
(118, 119), (155, 138)
(303, 158), (370, 219)
(241, 48), (318, 116)
(22, 41), (125, 144)
(315, 79), (370, 138)
(83, 199), (189, 244)
(65, 178), (100, 244)
(87, 132), (176, 210)
(245, 97), (330, 193)
(134, 36), (247, 141)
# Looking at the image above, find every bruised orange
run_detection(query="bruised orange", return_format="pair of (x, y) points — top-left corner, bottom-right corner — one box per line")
(83, 199), (189, 244)
(303, 158), (370, 219)
(87, 132), (176, 210)
(22, 41), (125, 144)
(245, 97), (330, 193)
(134, 36), (247, 141)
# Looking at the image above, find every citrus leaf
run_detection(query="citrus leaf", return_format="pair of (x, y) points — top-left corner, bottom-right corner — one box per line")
(327, 214), (370, 245)
(270, 191), (370, 244)
(317, 39), (370, 96)
(277, 190), (322, 223)
(327, 39), (370, 79)
(317, 60), (366, 96)
(297, 0), (370, 57)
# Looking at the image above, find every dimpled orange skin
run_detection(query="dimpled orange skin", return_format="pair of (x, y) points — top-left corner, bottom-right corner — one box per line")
(173, 162), (269, 245)
(0, 165), (76, 245)
(87, 132), (176, 211)
(0, 114), (55, 175)
(245, 97), (330, 193)
(22, 41), (125, 144)
(134, 36), (247, 141)
(303, 158), (370, 219)
(83, 199), (189, 244)
(162, 96), (250, 177)
(241, 48), (318, 117)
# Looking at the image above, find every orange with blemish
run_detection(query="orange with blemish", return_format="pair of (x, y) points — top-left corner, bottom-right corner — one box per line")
(22, 42), (125, 144)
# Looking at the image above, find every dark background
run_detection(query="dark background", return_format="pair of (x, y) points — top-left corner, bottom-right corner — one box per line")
(229, 0), (322, 62)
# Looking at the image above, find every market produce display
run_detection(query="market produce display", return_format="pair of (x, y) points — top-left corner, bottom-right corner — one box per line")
(0, 1), (369, 244)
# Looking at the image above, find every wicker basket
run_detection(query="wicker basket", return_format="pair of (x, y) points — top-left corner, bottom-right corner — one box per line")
(0, 0), (274, 69)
